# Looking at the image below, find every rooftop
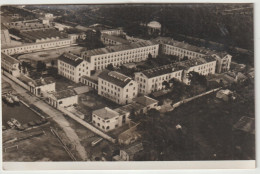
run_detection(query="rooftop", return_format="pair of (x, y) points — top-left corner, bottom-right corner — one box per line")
(155, 37), (229, 58)
(93, 107), (119, 120)
(233, 116), (255, 134)
(98, 70), (132, 88)
(139, 57), (216, 78)
(1, 53), (20, 64)
(133, 96), (158, 106)
(147, 21), (161, 29)
(52, 89), (77, 100)
(123, 142), (143, 156)
(82, 40), (158, 58)
(58, 52), (83, 67)
(31, 77), (55, 87)
(102, 34), (129, 44)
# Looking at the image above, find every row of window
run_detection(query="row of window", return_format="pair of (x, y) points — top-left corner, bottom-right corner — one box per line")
(91, 46), (157, 61)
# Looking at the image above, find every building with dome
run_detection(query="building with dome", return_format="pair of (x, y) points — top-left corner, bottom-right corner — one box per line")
(147, 21), (161, 36)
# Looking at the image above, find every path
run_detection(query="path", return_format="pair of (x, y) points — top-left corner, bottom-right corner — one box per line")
(2, 75), (88, 161)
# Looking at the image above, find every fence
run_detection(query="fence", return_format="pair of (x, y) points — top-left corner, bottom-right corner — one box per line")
(58, 106), (116, 143)
(3, 71), (30, 91)
(171, 87), (222, 110)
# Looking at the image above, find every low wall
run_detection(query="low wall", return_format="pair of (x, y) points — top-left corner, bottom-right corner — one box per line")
(58, 106), (116, 143)
(3, 71), (30, 91)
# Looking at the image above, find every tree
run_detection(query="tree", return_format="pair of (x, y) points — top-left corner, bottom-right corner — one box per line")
(148, 53), (153, 60)
(182, 56), (189, 61)
(162, 81), (170, 89)
(106, 63), (114, 71)
(188, 71), (207, 87)
(51, 60), (55, 67)
(36, 61), (46, 74)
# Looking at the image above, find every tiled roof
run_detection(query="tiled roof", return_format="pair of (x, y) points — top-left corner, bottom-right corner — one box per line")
(102, 34), (129, 44)
(155, 37), (229, 58)
(52, 89), (77, 100)
(98, 70), (132, 88)
(140, 57), (216, 78)
(1, 53), (20, 64)
(82, 40), (158, 57)
(93, 107), (119, 120)
(58, 52), (83, 67)
(133, 96), (158, 106)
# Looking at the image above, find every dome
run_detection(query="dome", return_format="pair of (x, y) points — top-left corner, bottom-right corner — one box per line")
(147, 21), (161, 29)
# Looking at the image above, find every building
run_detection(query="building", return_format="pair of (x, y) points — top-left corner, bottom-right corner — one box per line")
(135, 64), (183, 95)
(101, 28), (124, 36)
(212, 53), (232, 73)
(155, 37), (232, 73)
(48, 89), (78, 108)
(132, 96), (159, 113)
(98, 70), (138, 105)
(135, 57), (216, 94)
(28, 77), (56, 97)
(44, 13), (53, 19)
(101, 34), (129, 45)
(2, 38), (72, 55)
(81, 40), (159, 72)
(118, 122), (141, 145)
(1, 53), (20, 77)
(58, 52), (90, 83)
(53, 22), (72, 31)
(1, 26), (12, 47)
(147, 21), (161, 35)
(92, 107), (130, 132)
(119, 142), (143, 161)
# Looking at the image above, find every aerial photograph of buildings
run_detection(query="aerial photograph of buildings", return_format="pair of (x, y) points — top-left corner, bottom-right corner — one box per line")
(1, 3), (255, 164)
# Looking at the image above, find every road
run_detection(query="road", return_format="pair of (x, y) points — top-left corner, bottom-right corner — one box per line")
(2, 75), (88, 161)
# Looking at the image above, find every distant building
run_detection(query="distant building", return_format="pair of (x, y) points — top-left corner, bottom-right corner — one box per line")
(28, 77), (56, 97)
(119, 142), (143, 161)
(44, 13), (53, 19)
(98, 70), (138, 105)
(53, 22), (72, 31)
(48, 89), (78, 108)
(101, 34), (129, 45)
(155, 37), (232, 73)
(2, 38), (72, 55)
(92, 107), (130, 132)
(135, 57), (216, 94)
(58, 52), (90, 83)
(115, 96), (159, 115)
(147, 21), (161, 35)
(1, 26), (12, 47)
(81, 40), (159, 72)
(132, 95), (159, 113)
(1, 53), (20, 77)
(216, 89), (233, 102)
(101, 28), (124, 36)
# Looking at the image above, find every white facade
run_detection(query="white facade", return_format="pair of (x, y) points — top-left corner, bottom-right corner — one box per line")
(101, 29), (124, 36)
(81, 43), (159, 72)
(212, 54), (232, 73)
(135, 70), (183, 95)
(135, 57), (217, 94)
(29, 82), (55, 97)
(1, 53), (20, 77)
(92, 107), (130, 132)
(48, 93), (78, 108)
(58, 53), (91, 83)
(2, 38), (72, 55)
(161, 44), (205, 59)
(98, 76), (138, 105)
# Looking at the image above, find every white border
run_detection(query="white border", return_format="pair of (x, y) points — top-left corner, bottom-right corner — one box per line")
(0, 0), (259, 173)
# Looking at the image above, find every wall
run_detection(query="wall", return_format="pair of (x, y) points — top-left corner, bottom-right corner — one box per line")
(3, 71), (30, 91)
(58, 106), (116, 143)
(58, 95), (78, 107)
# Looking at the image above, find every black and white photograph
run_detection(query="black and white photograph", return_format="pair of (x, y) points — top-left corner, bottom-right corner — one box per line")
(0, 1), (257, 171)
